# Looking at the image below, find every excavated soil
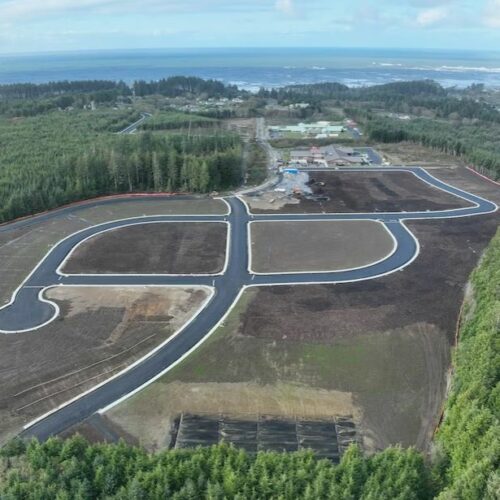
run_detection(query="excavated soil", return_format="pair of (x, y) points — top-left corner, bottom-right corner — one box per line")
(247, 171), (471, 213)
(63, 222), (227, 275)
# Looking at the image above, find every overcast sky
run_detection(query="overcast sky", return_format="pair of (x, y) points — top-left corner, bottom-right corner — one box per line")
(0, 0), (499, 54)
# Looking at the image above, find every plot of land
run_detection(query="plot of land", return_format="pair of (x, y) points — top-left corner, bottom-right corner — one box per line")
(62, 222), (227, 275)
(107, 206), (498, 453)
(244, 170), (471, 213)
(3, 164), (497, 457)
(429, 166), (500, 206)
(374, 142), (467, 166)
(0, 197), (226, 304)
(250, 220), (394, 273)
(0, 286), (211, 444)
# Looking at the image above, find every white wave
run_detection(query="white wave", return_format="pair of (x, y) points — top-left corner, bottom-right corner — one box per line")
(435, 65), (500, 73)
(404, 65), (500, 73)
(374, 62), (403, 67)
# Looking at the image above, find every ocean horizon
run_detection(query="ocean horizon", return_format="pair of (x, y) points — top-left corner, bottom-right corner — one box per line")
(1, 47), (500, 90)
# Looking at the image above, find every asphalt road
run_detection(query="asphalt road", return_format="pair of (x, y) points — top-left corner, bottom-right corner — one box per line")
(118, 112), (152, 134)
(0, 167), (495, 441)
(354, 147), (383, 165)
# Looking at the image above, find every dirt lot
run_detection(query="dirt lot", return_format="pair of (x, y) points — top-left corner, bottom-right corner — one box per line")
(250, 220), (394, 273)
(0, 198), (226, 304)
(109, 381), (357, 451)
(374, 142), (468, 166)
(242, 218), (499, 345)
(63, 222), (227, 275)
(429, 166), (500, 206)
(244, 170), (471, 213)
(0, 286), (211, 444)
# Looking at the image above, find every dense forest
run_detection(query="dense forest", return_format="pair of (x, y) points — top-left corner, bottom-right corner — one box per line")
(0, 108), (242, 222)
(433, 229), (500, 499)
(365, 116), (500, 179)
(0, 230), (498, 499)
(260, 80), (500, 124)
(0, 81), (132, 118)
(0, 80), (130, 100)
(0, 77), (243, 103)
(0, 77), (243, 118)
(0, 440), (430, 499)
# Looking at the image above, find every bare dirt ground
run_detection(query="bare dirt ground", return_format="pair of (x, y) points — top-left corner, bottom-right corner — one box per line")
(242, 218), (498, 345)
(60, 414), (139, 446)
(106, 168), (498, 453)
(109, 382), (357, 451)
(245, 171), (471, 213)
(374, 142), (468, 166)
(0, 198), (226, 304)
(429, 166), (500, 206)
(0, 286), (211, 444)
(250, 220), (394, 273)
(63, 222), (227, 275)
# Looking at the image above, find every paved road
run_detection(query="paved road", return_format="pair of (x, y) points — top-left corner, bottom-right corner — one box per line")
(354, 147), (383, 165)
(118, 112), (152, 134)
(0, 167), (495, 440)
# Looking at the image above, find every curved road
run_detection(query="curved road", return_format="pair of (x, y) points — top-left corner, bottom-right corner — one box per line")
(118, 112), (152, 135)
(0, 167), (495, 440)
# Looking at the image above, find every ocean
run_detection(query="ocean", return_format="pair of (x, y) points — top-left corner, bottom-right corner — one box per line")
(1, 48), (500, 90)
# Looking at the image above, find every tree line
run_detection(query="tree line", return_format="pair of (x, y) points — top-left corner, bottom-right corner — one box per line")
(133, 76), (242, 99)
(433, 229), (500, 499)
(0, 80), (130, 100)
(4, 78), (499, 124)
(365, 116), (500, 179)
(258, 80), (500, 124)
(0, 439), (430, 499)
(0, 129), (242, 222)
(0, 77), (242, 102)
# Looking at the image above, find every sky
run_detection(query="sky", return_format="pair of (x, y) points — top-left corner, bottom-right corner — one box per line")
(0, 0), (499, 54)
